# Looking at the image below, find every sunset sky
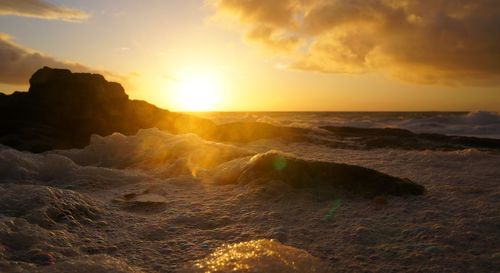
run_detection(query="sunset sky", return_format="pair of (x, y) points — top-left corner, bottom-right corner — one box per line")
(1, 0), (499, 111)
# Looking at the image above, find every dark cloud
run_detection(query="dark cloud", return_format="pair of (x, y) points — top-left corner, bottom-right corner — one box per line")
(0, 0), (88, 22)
(0, 33), (118, 86)
(215, 0), (500, 86)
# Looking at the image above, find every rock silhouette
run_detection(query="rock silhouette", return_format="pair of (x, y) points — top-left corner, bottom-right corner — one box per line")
(0, 67), (216, 152)
(229, 151), (425, 196)
(320, 126), (500, 150)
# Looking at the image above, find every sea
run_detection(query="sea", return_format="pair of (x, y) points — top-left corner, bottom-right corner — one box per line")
(198, 111), (500, 139)
(0, 111), (499, 272)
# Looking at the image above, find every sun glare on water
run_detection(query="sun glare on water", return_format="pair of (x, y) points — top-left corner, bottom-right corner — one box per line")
(172, 72), (222, 112)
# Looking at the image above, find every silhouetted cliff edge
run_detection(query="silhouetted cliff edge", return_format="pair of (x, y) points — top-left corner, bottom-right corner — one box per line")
(0, 67), (219, 152)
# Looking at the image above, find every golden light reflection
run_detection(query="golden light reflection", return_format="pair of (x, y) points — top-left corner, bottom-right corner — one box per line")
(189, 239), (328, 273)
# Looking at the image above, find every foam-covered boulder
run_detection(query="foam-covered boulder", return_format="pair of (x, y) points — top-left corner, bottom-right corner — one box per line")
(213, 151), (425, 196)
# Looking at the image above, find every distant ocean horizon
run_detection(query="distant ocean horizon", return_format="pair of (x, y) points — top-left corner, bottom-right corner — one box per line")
(193, 111), (500, 139)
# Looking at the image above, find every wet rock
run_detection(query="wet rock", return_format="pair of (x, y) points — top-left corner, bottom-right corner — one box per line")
(320, 126), (500, 151)
(237, 151), (426, 196)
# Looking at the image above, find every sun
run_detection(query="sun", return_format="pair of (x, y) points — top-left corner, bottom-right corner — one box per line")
(173, 73), (222, 112)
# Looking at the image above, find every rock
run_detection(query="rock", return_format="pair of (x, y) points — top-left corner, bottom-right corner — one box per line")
(237, 151), (426, 196)
(0, 67), (214, 152)
(320, 126), (500, 151)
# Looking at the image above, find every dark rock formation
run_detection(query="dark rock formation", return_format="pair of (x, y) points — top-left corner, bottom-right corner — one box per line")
(320, 126), (500, 151)
(238, 151), (425, 196)
(0, 67), (213, 152)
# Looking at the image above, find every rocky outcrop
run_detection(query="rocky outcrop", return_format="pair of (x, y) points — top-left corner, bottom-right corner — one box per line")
(320, 126), (500, 150)
(238, 151), (425, 196)
(0, 67), (215, 152)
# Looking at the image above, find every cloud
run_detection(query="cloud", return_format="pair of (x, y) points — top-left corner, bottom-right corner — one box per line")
(0, 33), (121, 86)
(245, 25), (300, 51)
(214, 0), (500, 86)
(0, 0), (88, 22)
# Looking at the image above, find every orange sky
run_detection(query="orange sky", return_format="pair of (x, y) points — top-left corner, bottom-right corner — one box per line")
(1, 0), (499, 111)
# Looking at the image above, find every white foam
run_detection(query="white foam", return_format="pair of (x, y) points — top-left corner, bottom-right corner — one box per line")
(39, 255), (146, 273)
(396, 111), (500, 138)
(0, 147), (147, 187)
(53, 128), (251, 178)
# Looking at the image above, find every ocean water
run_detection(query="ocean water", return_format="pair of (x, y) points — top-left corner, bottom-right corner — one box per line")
(0, 112), (499, 272)
(198, 111), (500, 139)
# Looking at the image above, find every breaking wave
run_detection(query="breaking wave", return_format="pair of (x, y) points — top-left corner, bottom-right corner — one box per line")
(0, 146), (147, 188)
(54, 128), (250, 178)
